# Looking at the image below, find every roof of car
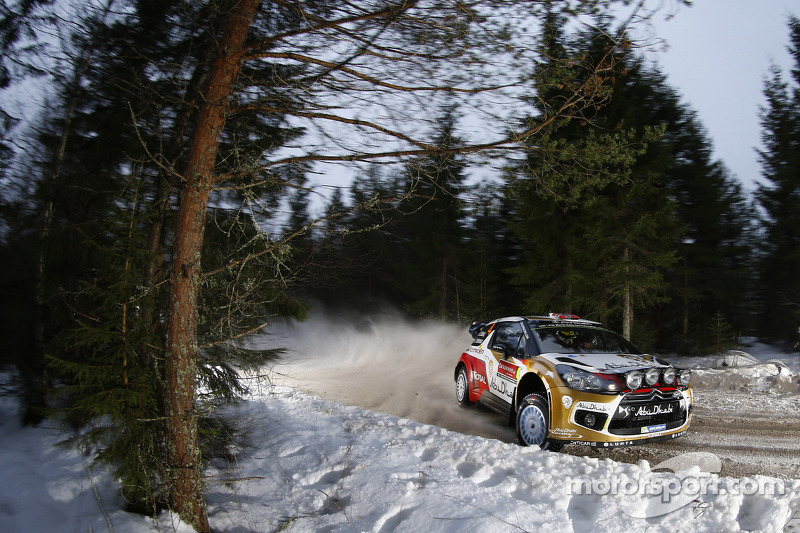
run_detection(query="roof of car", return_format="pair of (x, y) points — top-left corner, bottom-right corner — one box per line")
(525, 315), (602, 327)
(469, 314), (605, 339)
(479, 314), (602, 327)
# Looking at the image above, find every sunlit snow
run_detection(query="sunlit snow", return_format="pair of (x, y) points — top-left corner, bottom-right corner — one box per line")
(0, 319), (798, 532)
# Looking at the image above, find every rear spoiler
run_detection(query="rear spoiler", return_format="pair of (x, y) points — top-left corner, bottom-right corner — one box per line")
(468, 321), (487, 339)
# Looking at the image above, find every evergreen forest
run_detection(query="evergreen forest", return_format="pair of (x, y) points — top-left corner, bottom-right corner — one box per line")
(0, 1), (799, 531)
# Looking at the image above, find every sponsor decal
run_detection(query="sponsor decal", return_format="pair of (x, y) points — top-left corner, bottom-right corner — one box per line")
(604, 354), (661, 369)
(618, 354), (658, 363)
(561, 395), (573, 409)
(490, 378), (514, 399)
(497, 360), (518, 381)
(602, 440), (634, 448)
(568, 441), (594, 447)
(471, 370), (487, 386)
(575, 401), (613, 413)
(617, 403), (675, 419)
(550, 427), (582, 438)
(635, 404), (674, 417)
(556, 357), (594, 368)
(642, 423), (667, 434)
(605, 361), (646, 369)
(466, 347), (485, 356)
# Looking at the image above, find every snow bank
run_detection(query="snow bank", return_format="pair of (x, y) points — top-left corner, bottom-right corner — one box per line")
(666, 345), (800, 395)
(197, 384), (799, 533)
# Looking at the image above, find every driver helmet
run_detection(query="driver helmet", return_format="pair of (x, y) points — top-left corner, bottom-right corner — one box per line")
(557, 329), (577, 346)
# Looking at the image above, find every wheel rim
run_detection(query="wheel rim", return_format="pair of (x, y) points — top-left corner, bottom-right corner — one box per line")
(518, 404), (547, 446)
(456, 371), (468, 402)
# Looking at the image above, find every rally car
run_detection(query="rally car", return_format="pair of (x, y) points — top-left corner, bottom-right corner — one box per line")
(454, 314), (693, 450)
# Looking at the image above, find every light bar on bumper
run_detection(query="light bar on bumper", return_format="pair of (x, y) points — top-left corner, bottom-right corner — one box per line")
(622, 368), (691, 390)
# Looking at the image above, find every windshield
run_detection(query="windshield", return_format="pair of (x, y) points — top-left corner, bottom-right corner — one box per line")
(532, 325), (640, 355)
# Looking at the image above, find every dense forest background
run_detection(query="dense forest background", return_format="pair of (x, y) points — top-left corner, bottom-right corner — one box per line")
(0, 1), (799, 531)
(283, 16), (800, 355)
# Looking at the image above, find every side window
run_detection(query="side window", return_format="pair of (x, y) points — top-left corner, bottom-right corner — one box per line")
(490, 322), (525, 358)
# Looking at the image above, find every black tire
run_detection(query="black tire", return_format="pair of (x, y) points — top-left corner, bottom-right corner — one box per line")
(515, 393), (560, 451)
(455, 367), (474, 407)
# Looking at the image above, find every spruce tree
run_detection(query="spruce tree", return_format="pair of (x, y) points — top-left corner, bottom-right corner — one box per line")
(388, 108), (467, 320)
(510, 16), (753, 349)
(460, 181), (526, 320)
(756, 16), (800, 341)
(26, 0), (307, 520)
(509, 20), (672, 342)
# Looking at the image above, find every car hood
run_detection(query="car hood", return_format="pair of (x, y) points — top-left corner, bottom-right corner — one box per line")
(537, 352), (670, 374)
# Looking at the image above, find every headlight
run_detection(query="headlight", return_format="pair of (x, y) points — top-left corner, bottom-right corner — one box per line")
(663, 368), (676, 386)
(645, 368), (661, 386)
(677, 369), (691, 387)
(625, 370), (643, 390)
(557, 365), (619, 394)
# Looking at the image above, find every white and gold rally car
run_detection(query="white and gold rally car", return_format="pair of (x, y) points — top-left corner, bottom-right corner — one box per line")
(454, 314), (693, 450)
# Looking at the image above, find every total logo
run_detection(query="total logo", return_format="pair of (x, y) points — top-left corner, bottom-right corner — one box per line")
(471, 370), (487, 385)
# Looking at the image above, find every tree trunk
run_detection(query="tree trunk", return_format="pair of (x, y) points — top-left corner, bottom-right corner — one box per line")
(163, 1), (260, 531)
(622, 246), (633, 340)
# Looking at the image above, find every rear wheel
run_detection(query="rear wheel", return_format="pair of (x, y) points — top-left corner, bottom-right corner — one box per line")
(455, 367), (474, 407)
(516, 393), (560, 451)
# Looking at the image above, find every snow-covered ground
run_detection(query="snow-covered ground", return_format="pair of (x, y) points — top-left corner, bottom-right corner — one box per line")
(1, 318), (799, 532)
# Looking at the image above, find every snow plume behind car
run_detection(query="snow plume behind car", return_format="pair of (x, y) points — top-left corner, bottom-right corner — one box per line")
(241, 308), (516, 441)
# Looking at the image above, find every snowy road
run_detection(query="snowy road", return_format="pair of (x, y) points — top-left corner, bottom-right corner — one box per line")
(271, 361), (800, 480)
(256, 313), (800, 481)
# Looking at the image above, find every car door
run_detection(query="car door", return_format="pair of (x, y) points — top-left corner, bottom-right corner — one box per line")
(487, 321), (525, 404)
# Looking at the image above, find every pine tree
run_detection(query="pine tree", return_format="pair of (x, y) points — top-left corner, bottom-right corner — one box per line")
(388, 107), (467, 320)
(663, 126), (755, 352)
(25, 0), (308, 522)
(509, 20), (674, 342)
(510, 16), (754, 349)
(0, 0), (77, 422)
(756, 16), (800, 341)
(460, 181), (526, 320)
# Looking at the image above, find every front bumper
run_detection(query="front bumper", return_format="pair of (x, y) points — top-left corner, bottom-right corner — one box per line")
(548, 386), (693, 448)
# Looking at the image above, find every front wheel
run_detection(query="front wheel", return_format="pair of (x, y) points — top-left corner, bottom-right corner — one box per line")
(455, 367), (474, 407)
(516, 394), (560, 451)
